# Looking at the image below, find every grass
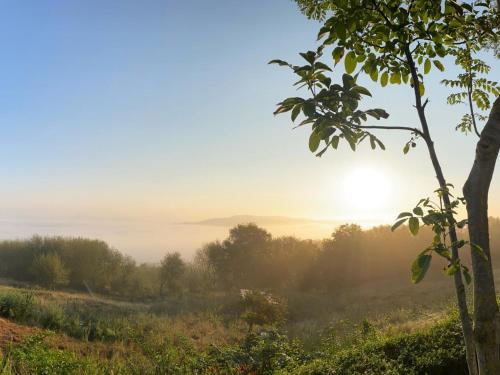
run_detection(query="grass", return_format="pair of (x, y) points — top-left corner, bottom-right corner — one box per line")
(0, 275), (476, 374)
(0, 314), (467, 374)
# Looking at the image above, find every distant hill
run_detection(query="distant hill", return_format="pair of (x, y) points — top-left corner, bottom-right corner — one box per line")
(183, 215), (340, 227)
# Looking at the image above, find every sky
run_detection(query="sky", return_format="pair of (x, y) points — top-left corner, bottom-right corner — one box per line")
(0, 0), (498, 261)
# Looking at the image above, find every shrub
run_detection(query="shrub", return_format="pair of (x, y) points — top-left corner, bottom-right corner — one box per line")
(5, 334), (99, 375)
(292, 316), (466, 375)
(39, 304), (66, 331)
(0, 292), (36, 322)
(240, 290), (287, 331)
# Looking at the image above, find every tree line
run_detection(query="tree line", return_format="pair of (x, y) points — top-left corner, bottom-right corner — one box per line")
(2, 220), (500, 299)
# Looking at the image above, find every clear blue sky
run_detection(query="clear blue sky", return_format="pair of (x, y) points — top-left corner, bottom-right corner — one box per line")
(0, 1), (498, 260)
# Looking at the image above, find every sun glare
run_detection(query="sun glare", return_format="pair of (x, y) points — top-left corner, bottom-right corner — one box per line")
(342, 168), (391, 211)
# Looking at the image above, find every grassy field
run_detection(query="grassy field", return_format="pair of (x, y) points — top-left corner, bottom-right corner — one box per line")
(0, 269), (482, 374)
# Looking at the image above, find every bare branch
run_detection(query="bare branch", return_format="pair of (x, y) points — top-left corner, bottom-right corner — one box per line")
(351, 124), (425, 137)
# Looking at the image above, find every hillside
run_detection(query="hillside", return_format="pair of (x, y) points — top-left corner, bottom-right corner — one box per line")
(0, 273), (475, 374)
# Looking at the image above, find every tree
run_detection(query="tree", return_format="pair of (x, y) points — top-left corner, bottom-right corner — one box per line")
(319, 224), (363, 288)
(271, 1), (498, 373)
(30, 253), (69, 289)
(159, 252), (185, 297)
(184, 247), (217, 293)
(206, 224), (272, 289)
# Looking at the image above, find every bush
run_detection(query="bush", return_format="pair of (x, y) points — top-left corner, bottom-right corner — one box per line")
(240, 290), (287, 331)
(39, 305), (66, 331)
(5, 334), (99, 375)
(292, 316), (466, 375)
(0, 292), (36, 322)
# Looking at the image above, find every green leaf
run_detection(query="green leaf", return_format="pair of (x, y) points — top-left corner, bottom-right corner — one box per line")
(268, 59), (289, 66)
(397, 212), (413, 219)
(434, 244), (451, 260)
(332, 47), (345, 65)
(376, 108), (389, 119)
(342, 74), (355, 89)
(303, 101), (315, 116)
(391, 218), (407, 232)
(300, 51), (316, 64)
(390, 72), (401, 85)
(413, 207), (424, 216)
(471, 243), (488, 261)
(335, 22), (346, 40)
(351, 86), (372, 96)
(291, 105), (301, 122)
(309, 132), (321, 152)
(369, 136), (376, 150)
(369, 68), (378, 82)
(409, 217), (420, 235)
(315, 144), (329, 157)
(433, 60), (445, 72)
(403, 143), (410, 154)
(424, 59), (431, 74)
(344, 51), (357, 74)
(419, 83), (425, 97)
(411, 253), (432, 283)
(344, 132), (356, 151)
(380, 71), (388, 87)
(314, 62), (332, 72)
(374, 138), (385, 150)
(446, 263), (458, 276)
(435, 44), (447, 58)
(331, 136), (340, 149)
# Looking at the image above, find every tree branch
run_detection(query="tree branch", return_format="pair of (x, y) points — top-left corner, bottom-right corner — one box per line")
(351, 124), (424, 137)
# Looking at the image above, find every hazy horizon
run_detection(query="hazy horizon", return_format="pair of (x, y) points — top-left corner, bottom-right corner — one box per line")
(0, 213), (396, 262)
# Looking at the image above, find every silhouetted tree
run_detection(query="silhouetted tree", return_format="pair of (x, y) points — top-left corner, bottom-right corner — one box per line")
(159, 252), (185, 297)
(206, 224), (272, 289)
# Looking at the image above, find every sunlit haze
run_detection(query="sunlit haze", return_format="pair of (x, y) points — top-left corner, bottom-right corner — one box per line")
(0, 0), (498, 261)
(342, 167), (392, 212)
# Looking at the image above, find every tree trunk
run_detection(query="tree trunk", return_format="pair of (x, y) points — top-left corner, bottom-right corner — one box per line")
(425, 137), (479, 375)
(464, 96), (500, 374)
(404, 45), (478, 374)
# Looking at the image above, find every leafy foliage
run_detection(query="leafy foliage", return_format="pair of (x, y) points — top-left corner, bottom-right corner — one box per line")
(392, 185), (484, 284)
(274, 0), (497, 161)
(441, 47), (499, 135)
(239, 290), (287, 331)
(30, 253), (69, 289)
(271, 49), (389, 155)
(0, 306), (469, 375)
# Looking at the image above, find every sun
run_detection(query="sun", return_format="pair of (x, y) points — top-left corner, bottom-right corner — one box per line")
(342, 167), (391, 211)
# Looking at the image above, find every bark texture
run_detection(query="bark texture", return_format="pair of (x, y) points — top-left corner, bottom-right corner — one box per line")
(464, 96), (500, 375)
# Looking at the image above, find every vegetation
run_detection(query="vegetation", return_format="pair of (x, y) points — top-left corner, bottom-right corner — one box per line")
(5, 221), (500, 301)
(0, 284), (471, 374)
(2, 224), (500, 372)
(0, 224), (471, 299)
(159, 252), (186, 297)
(30, 253), (69, 289)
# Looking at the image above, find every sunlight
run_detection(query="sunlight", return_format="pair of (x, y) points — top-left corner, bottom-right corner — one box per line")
(341, 167), (391, 211)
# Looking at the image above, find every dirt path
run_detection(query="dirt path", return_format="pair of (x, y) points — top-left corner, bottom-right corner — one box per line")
(0, 317), (39, 347)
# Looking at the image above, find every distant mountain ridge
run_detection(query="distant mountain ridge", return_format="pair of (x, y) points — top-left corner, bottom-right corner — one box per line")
(183, 215), (339, 227)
